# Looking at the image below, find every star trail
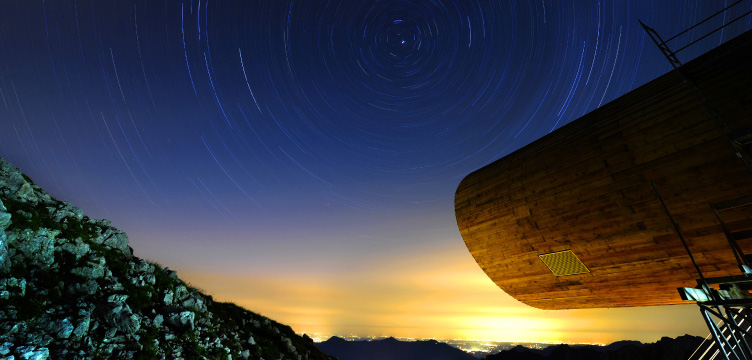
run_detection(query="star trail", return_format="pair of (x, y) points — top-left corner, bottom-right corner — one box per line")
(1, 0), (751, 342)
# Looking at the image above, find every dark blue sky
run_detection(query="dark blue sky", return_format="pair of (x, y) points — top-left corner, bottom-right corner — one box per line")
(1, 0), (750, 341)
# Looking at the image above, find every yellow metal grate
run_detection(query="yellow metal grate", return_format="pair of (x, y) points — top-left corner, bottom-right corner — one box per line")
(539, 250), (590, 276)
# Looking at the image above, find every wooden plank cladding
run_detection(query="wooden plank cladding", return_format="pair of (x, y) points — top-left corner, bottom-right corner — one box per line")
(454, 31), (752, 310)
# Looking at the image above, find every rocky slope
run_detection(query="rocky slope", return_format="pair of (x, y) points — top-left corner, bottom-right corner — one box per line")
(0, 158), (336, 360)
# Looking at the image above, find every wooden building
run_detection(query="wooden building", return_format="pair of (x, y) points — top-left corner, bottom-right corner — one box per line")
(454, 31), (752, 310)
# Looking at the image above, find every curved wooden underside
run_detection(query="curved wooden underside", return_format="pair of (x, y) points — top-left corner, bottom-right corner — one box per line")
(455, 31), (752, 310)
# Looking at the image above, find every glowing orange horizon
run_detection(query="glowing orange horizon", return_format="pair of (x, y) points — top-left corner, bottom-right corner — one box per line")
(172, 239), (707, 345)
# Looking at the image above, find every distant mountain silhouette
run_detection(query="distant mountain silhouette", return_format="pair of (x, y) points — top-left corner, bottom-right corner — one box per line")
(316, 336), (477, 360)
(315, 334), (704, 360)
(601, 340), (644, 352)
(490, 346), (546, 360)
(490, 344), (600, 360)
(486, 335), (703, 360)
(599, 335), (703, 360)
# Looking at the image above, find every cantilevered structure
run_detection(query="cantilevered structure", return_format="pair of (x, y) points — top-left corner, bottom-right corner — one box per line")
(454, 29), (752, 310)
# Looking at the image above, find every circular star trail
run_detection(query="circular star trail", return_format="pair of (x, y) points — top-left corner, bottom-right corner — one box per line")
(1, 1), (749, 216)
(0, 0), (750, 341)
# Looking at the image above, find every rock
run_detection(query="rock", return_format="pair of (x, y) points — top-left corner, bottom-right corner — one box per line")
(71, 266), (103, 280)
(16, 182), (36, 204)
(55, 318), (74, 339)
(153, 314), (164, 327)
(72, 257), (106, 279)
(14, 229), (57, 266)
(117, 313), (141, 336)
(162, 267), (179, 280)
(174, 285), (188, 301)
(100, 228), (131, 258)
(0, 159), (27, 195)
(143, 274), (156, 285)
(101, 300), (142, 337)
(38, 335), (53, 348)
(163, 291), (174, 306)
(0, 277), (27, 297)
(51, 202), (83, 222)
(10, 321), (28, 335)
(182, 297), (206, 311)
(109, 280), (124, 291)
(107, 294), (129, 304)
(132, 259), (152, 274)
(0, 229), (9, 274)
(0, 342), (12, 356)
(167, 311), (195, 331)
(0, 199), (11, 230)
(104, 327), (117, 340)
(70, 280), (99, 295)
(15, 346), (49, 360)
(59, 238), (89, 260)
(72, 309), (91, 340)
(283, 337), (296, 353)
(34, 189), (53, 205)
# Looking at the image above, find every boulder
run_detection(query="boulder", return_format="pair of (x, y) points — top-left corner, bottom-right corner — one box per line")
(59, 238), (90, 260)
(153, 314), (164, 327)
(143, 274), (156, 285)
(10, 321), (28, 335)
(0, 277), (27, 297)
(132, 259), (152, 274)
(15, 346), (49, 360)
(71, 309), (91, 340)
(0, 199), (11, 230)
(69, 280), (99, 295)
(0, 229), (9, 274)
(118, 313), (142, 337)
(0, 159), (29, 196)
(55, 318), (74, 339)
(100, 228), (132, 258)
(182, 297), (206, 312)
(13, 228), (58, 266)
(163, 267), (179, 280)
(163, 291), (174, 306)
(282, 337), (296, 353)
(50, 202), (84, 222)
(174, 285), (189, 301)
(72, 257), (106, 279)
(102, 300), (142, 337)
(167, 311), (195, 331)
(16, 182), (37, 204)
(98, 219), (111, 227)
(0, 342), (11, 356)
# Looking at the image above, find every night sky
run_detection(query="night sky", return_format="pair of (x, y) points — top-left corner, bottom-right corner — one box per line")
(1, 0), (751, 343)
